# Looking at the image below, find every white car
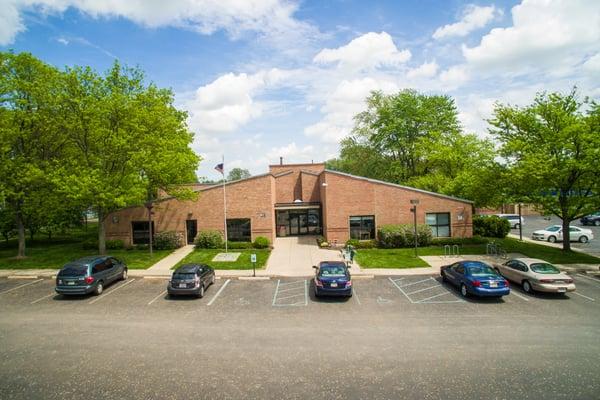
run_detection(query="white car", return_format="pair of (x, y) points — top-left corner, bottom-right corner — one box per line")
(494, 214), (524, 229)
(531, 225), (594, 243)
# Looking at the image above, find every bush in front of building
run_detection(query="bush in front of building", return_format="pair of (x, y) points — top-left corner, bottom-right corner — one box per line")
(345, 239), (378, 249)
(473, 215), (510, 238)
(194, 230), (224, 249)
(82, 239), (124, 250)
(377, 224), (433, 248)
(253, 236), (270, 249)
(153, 231), (183, 250)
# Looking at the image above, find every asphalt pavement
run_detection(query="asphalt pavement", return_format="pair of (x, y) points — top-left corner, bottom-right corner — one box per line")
(1, 274), (599, 400)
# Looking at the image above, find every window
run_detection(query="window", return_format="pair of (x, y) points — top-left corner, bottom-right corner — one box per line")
(132, 221), (154, 245)
(227, 218), (251, 242)
(426, 213), (450, 237)
(349, 216), (375, 240)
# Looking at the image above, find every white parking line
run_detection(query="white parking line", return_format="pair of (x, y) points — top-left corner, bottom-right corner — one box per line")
(353, 287), (361, 305)
(572, 292), (595, 301)
(276, 293), (306, 301)
(397, 278), (432, 288)
(272, 279), (307, 307)
(406, 285), (440, 296)
(509, 290), (530, 302)
(0, 279), (43, 295)
(416, 291), (452, 303)
(207, 279), (230, 306)
(575, 274), (600, 288)
(148, 290), (167, 305)
(88, 279), (136, 304)
(389, 277), (415, 303)
(30, 292), (56, 304)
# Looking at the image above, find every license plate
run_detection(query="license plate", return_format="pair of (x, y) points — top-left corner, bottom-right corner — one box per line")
(558, 287), (566, 293)
(489, 282), (498, 288)
(179, 284), (187, 288)
(67, 281), (75, 285)
(330, 282), (338, 288)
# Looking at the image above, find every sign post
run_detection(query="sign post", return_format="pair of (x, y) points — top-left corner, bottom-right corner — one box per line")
(251, 253), (257, 277)
(410, 199), (420, 257)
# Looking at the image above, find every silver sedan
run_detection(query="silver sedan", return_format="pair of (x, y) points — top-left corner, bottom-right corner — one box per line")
(493, 258), (576, 294)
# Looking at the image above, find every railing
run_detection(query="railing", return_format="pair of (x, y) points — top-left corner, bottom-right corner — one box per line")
(444, 244), (460, 257)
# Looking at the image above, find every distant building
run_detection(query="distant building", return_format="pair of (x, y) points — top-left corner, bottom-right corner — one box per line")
(106, 161), (473, 246)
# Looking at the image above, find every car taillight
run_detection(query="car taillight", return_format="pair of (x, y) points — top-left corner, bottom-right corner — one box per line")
(85, 276), (94, 284)
(503, 280), (509, 286)
(472, 280), (481, 287)
(315, 279), (323, 287)
(565, 279), (573, 283)
(346, 280), (352, 287)
(540, 279), (555, 283)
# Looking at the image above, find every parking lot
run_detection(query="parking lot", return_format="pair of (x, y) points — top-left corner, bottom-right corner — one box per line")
(1, 274), (599, 399)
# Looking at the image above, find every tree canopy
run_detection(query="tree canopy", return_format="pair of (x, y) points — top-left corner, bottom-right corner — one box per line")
(227, 168), (251, 181)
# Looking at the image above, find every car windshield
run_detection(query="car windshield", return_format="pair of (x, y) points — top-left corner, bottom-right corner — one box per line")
(545, 226), (561, 232)
(59, 264), (87, 276)
(465, 264), (496, 277)
(173, 273), (196, 279)
(530, 263), (560, 274)
(319, 265), (346, 277)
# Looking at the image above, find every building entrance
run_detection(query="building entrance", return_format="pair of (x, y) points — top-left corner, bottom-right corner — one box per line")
(276, 208), (321, 237)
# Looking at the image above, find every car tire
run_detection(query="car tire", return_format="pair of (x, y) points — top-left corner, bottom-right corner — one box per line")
(548, 236), (557, 243)
(197, 284), (205, 299)
(121, 268), (128, 281)
(314, 289), (320, 298)
(522, 280), (532, 293)
(441, 271), (447, 282)
(514, 223), (520, 229)
(595, 220), (600, 227)
(460, 284), (469, 298)
(94, 281), (104, 296)
(579, 236), (589, 243)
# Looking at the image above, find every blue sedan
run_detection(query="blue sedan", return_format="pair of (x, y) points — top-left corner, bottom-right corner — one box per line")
(313, 261), (352, 298)
(441, 260), (510, 298)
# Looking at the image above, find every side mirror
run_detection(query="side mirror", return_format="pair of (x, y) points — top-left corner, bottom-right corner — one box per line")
(312, 265), (318, 269)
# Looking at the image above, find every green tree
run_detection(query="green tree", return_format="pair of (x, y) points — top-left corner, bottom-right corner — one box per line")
(489, 89), (600, 251)
(227, 167), (251, 181)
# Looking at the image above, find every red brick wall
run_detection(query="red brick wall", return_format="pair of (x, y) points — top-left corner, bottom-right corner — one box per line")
(300, 172), (320, 202)
(321, 171), (472, 243)
(270, 163), (324, 203)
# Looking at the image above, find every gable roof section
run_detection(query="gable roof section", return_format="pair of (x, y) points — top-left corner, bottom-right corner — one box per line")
(324, 169), (473, 204)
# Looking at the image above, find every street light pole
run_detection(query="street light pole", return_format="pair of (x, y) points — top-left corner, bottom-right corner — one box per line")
(410, 199), (420, 257)
(145, 201), (154, 256)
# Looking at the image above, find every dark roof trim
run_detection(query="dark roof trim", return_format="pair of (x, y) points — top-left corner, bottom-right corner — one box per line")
(324, 169), (474, 204)
(269, 162), (325, 167)
(273, 170), (294, 178)
(300, 169), (320, 176)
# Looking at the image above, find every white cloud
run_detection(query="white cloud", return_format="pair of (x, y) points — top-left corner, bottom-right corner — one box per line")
(433, 4), (501, 40)
(439, 65), (470, 89)
(313, 32), (411, 71)
(583, 53), (600, 77)
(0, 1), (25, 45)
(407, 61), (438, 79)
(462, 0), (600, 71)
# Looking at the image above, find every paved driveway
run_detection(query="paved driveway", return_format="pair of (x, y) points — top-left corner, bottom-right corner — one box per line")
(265, 236), (345, 276)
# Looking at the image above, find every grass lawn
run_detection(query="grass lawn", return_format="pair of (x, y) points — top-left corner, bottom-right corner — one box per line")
(0, 241), (172, 270)
(174, 249), (271, 270)
(356, 237), (600, 269)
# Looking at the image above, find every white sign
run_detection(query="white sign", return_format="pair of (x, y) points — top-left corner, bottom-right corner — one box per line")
(250, 253), (257, 263)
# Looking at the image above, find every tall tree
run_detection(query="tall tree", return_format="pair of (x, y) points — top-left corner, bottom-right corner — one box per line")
(227, 168), (251, 181)
(489, 89), (600, 251)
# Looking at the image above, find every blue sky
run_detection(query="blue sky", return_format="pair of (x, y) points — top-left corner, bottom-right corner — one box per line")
(2, 0), (599, 180)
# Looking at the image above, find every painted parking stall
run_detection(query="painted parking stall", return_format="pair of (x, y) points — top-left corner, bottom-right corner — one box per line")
(272, 279), (308, 307)
(389, 276), (465, 304)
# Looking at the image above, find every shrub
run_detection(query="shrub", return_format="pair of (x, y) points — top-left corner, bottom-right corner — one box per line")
(378, 224), (433, 248)
(345, 239), (377, 249)
(320, 241), (330, 248)
(473, 215), (510, 238)
(316, 236), (326, 246)
(194, 230), (224, 249)
(253, 236), (270, 249)
(227, 241), (253, 249)
(153, 231), (183, 250)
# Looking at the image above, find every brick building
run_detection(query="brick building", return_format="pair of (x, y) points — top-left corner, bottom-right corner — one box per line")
(105, 162), (473, 246)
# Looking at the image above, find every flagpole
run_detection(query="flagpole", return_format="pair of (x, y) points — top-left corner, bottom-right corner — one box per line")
(222, 155), (228, 253)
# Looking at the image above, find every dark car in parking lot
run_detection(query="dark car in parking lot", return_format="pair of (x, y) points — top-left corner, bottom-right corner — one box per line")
(580, 211), (600, 226)
(441, 260), (509, 298)
(168, 264), (215, 298)
(55, 256), (127, 296)
(313, 261), (352, 298)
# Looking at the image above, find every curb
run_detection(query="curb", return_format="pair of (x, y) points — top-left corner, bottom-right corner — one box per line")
(8, 275), (39, 279)
(238, 277), (270, 281)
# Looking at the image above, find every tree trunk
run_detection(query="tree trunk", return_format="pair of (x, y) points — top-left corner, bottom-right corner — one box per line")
(561, 215), (571, 252)
(98, 209), (106, 255)
(16, 211), (26, 258)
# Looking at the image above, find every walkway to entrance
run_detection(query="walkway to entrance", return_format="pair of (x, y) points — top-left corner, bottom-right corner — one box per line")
(265, 236), (345, 277)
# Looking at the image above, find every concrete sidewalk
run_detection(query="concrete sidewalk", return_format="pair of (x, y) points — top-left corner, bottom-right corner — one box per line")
(144, 244), (195, 275)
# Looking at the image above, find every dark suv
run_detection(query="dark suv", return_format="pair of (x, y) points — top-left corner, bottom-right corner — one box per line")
(55, 256), (128, 296)
(580, 212), (600, 226)
(168, 264), (215, 298)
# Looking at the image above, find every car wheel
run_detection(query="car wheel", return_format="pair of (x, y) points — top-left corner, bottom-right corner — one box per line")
(522, 280), (532, 293)
(94, 282), (104, 296)
(121, 268), (128, 280)
(595, 220), (600, 226)
(514, 223), (520, 230)
(441, 271), (447, 282)
(548, 236), (557, 243)
(579, 236), (589, 243)
(197, 284), (205, 299)
(314, 289), (320, 298)
(460, 284), (469, 298)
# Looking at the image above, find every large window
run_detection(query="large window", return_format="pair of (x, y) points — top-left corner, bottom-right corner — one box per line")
(227, 218), (251, 242)
(132, 221), (154, 244)
(426, 213), (450, 237)
(349, 215), (375, 240)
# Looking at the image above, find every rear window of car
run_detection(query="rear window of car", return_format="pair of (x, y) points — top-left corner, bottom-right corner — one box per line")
(319, 265), (346, 277)
(173, 273), (196, 279)
(466, 265), (496, 276)
(59, 264), (88, 276)
(530, 263), (560, 274)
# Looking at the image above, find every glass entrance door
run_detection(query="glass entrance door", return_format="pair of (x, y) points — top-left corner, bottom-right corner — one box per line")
(276, 209), (321, 236)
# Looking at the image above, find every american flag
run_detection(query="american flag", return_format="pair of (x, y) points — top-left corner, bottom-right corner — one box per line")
(214, 163), (224, 175)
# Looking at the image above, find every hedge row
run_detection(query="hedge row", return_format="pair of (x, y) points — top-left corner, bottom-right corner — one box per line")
(377, 224), (433, 248)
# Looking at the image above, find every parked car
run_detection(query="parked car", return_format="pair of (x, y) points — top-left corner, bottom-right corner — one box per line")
(493, 258), (575, 294)
(580, 211), (600, 226)
(313, 261), (352, 298)
(440, 260), (510, 298)
(494, 214), (524, 229)
(168, 264), (215, 298)
(531, 225), (594, 243)
(55, 256), (127, 296)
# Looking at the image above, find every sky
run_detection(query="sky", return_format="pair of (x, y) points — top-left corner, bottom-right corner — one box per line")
(2, 0), (599, 181)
